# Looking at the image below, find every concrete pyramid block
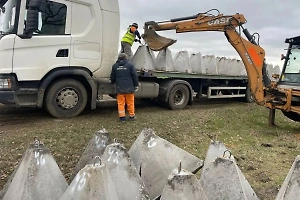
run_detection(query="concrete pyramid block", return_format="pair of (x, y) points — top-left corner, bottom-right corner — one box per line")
(275, 155), (300, 200)
(161, 164), (208, 200)
(190, 52), (205, 74)
(174, 51), (192, 73)
(59, 159), (118, 200)
(131, 45), (156, 71)
(101, 142), (150, 200)
(128, 128), (203, 199)
(155, 48), (175, 71)
(3, 139), (68, 200)
(200, 144), (259, 200)
(70, 128), (112, 181)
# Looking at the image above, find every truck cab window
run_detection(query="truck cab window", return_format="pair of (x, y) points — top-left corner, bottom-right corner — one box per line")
(26, 0), (67, 35)
(0, 0), (17, 35)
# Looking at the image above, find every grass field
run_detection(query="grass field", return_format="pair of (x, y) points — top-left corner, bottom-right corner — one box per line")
(0, 99), (300, 200)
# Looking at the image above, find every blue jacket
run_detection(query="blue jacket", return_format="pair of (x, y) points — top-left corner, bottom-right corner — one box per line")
(110, 59), (139, 94)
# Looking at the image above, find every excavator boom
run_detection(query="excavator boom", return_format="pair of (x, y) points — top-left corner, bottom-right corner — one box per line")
(142, 9), (267, 107)
(142, 10), (248, 51)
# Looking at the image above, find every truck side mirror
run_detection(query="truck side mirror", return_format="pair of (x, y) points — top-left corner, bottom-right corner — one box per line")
(18, 0), (41, 39)
(24, 9), (39, 35)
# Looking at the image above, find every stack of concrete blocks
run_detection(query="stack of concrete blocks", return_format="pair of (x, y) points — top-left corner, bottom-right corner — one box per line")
(131, 45), (278, 78)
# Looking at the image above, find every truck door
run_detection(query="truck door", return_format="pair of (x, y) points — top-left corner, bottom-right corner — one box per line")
(13, 0), (71, 81)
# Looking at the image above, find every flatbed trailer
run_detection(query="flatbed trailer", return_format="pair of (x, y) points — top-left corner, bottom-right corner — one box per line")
(98, 69), (251, 111)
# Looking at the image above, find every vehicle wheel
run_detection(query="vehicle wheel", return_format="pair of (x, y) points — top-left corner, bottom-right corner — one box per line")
(168, 84), (190, 110)
(245, 86), (254, 103)
(45, 79), (87, 118)
(282, 111), (300, 122)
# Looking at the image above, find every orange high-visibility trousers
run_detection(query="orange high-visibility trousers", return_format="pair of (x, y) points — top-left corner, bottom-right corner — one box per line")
(117, 93), (135, 117)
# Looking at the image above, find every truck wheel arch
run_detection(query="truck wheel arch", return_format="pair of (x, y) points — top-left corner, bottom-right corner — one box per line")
(158, 79), (193, 107)
(37, 67), (97, 110)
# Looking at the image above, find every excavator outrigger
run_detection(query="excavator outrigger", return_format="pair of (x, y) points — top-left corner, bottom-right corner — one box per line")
(142, 9), (300, 124)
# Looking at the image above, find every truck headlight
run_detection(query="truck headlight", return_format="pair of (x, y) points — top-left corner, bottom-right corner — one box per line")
(0, 78), (12, 89)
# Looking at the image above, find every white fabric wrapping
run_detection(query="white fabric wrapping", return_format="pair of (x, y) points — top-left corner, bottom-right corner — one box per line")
(203, 55), (218, 75)
(217, 57), (229, 75)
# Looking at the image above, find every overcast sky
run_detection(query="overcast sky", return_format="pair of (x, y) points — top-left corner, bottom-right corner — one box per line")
(118, 0), (299, 67)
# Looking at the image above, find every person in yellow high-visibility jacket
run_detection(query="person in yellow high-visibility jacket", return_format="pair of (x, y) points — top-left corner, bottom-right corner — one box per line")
(121, 23), (142, 59)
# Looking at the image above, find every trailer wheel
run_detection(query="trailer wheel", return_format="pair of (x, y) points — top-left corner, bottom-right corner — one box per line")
(168, 84), (189, 110)
(45, 79), (87, 118)
(282, 111), (300, 122)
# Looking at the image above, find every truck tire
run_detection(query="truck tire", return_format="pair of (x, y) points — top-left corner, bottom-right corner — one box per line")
(245, 86), (254, 103)
(168, 84), (190, 110)
(45, 79), (87, 118)
(282, 111), (300, 122)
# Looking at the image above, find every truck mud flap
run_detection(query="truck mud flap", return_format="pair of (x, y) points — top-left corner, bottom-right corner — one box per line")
(160, 165), (208, 200)
(275, 155), (300, 200)
(128, 128), (203, 200)
(69, 128), (112, 181)
(59, 158), (119, 200)
(199, 150), (259, 200)
(101, 142), (150, 199)
(2, 139), (68, 200)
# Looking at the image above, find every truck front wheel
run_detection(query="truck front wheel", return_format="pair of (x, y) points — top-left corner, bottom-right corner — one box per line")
(45, 79), (87, 118)
(168, 84), (190, 110)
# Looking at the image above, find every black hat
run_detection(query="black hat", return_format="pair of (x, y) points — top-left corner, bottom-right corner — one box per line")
(132, 23), (138, 28)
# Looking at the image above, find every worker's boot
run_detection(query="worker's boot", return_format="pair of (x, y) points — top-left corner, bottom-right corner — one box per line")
(129, 116), (136, 121)
(119, 116), (126, 122)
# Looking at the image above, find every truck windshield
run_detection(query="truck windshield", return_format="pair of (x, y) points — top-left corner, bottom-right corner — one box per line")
(281, 45), (300, 83)
(0, 0), (17, 35)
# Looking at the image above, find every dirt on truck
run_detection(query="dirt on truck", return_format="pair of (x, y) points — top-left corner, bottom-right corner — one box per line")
(0, 99), (300, 200)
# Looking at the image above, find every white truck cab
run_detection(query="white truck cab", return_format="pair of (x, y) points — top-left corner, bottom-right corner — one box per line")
(0, 0), (124, 117)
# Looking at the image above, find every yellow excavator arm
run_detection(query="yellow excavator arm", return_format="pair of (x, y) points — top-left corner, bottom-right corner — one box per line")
(142, 9), (269, 107)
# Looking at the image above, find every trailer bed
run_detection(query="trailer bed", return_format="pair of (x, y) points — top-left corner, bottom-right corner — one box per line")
(138, 70), (248, 80)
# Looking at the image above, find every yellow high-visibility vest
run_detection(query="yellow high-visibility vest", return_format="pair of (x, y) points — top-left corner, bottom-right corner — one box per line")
(121, 27), (136, 45)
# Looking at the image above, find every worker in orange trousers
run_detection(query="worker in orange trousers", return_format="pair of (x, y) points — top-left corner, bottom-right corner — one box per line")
(110, 53), (139, 122)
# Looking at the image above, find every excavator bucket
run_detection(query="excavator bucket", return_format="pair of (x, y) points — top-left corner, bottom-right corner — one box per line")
(142, 26), (177, 51)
